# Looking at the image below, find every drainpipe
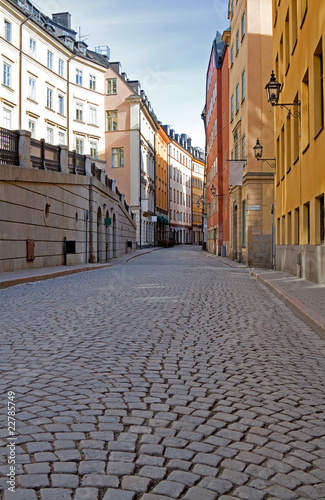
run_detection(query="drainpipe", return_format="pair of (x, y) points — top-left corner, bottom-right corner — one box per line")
(139, 104), (143, 249)
(88, 178), (96, 263)
(67, 54), (76, 150)
(19, 15), (32, 129)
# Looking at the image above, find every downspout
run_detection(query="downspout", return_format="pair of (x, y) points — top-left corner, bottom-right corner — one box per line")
(19, 15), (32, 129)
(139, 105), (142, 249)
(67, 54), (76, 150)
(88, 177), (95, 263)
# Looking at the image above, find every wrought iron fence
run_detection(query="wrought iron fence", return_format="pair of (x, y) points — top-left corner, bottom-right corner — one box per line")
(30, 139), (60, 171)
(0, 127), (19, 166)
(68, 151), (86, 175)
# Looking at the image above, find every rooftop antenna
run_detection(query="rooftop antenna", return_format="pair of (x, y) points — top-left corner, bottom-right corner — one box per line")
(78, 27), (89, 42)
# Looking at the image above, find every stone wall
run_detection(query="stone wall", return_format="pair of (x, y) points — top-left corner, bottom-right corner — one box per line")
(0, 164), (136, 272)
(276, 245), (325, 286)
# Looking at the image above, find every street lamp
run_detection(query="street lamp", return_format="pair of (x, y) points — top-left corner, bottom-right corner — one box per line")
(253, 139), (276, 168)
(210, 184), (225, 199)
(265, 71), (300, 118)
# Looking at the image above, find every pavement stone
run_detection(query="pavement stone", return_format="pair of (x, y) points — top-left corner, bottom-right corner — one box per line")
(2, 247), (325, 499)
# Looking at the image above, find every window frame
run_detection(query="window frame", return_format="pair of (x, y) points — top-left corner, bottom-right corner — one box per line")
(112, 147), (124, 168)
(106, 78), (117, 95)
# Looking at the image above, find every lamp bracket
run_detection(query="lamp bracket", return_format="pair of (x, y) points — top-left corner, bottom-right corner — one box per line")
(257, 158), (276, 168)
(273, 101), (301, 118)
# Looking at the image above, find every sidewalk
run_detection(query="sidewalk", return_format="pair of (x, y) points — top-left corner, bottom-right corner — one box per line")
(204, 252), (325, 340)
(0, 247), (160, 290)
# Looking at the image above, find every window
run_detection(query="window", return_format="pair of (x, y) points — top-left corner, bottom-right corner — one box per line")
(46, 88), (53, 109)
(112, 147), (124, 168)
(28, 120), (36, 138)
(285, 10), (290, 73)
(241, 70), (245, 101)
(4, 20), (11, 43)
(76, 102), (83, 121)
(231, 0), (234, 17)
(106, 78), (117, 94)
(241, 12), (246, 39)
(90, 141), (98, 158)
(58, 132), (65, 145)
(230, 95), (234, 122)
(76, 69), (83, 86)
(58, 95), (64, 115)
(58, 59), (64, 77)
(28, 77), (36, 101)
(314, 39), (324, 135)
(47, 127), (54, 144)
(300, 0), (307, 26)
(3, 62), (11, 87)
(236, 30), (239, 54)
(231, 45), (234, 66)
(236, 83), (239, 113)
(89, 75), (96, 91)
(106, 110), (118, 131)
(293, 93), (299, 161)
(89, 106), (97, 125)
(292, 0), (298, 52)
(76, 138), (84, 154)
(47, 50), (53, 70)
(3, 108), (11, 129)
(242, 135), (246, 159)
(29, 38), (36, 58)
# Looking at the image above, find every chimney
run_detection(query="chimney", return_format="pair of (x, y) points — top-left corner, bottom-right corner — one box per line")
(52, 12), (71, 29)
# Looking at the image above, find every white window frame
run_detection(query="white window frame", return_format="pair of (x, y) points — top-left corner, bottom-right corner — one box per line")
(3, 62), (11, 87)
(47, 88), (53, 109)
(47, 50), (53, 70)
(112, 147), (124, 168)
(4, 20), (12, 43)
(58, 59), (64, 77)
(58, 95), (64, 115)
(3, 108), (12, 129)
(76, 102), (83, 122)
(47, 127), (54, 144)
(76, 69), (83, 86)
(58, 131), (65, 145)
(29, 38), (36, 58)
(89, 74), (96, 91)
(28, 120), (36, 138)
(89, 106), (97, 125)
(106, 78), (117, 94)
(106, 110), (118, 131)
(76, 137), (84, 154)
(29, 77), (36, 101)
(90, 140), (98, 158)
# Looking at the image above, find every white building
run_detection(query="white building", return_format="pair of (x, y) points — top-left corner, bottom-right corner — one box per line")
(0, 0), (108, 165)
(165, 128), (192, 244)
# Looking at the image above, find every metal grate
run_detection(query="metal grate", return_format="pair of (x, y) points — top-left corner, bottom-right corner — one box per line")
(0, 127), (19, 166)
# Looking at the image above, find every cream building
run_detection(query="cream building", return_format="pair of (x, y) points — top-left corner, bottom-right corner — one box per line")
(226, 0), (274, 267)
(0, 0), (107, 165)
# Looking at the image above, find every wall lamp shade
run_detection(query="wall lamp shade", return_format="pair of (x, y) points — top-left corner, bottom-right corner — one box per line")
(253, 138), (263, 159)
(265, 70), (282, 105)
(210, 184), (216, 196)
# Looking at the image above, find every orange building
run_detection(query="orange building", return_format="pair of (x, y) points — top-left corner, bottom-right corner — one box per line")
(156, 124), (170, 244)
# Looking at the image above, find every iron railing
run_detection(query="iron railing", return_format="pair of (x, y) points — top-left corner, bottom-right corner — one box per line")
(0, 127), (19, 166)
(30, 139), (60, 171)
(68, 151), (86, 175)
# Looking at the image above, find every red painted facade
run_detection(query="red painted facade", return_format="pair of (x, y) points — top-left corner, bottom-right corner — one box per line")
(205, 32), (229, 255)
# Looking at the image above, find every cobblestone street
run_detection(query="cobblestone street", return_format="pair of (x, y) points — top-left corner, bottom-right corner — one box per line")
(1, 247), (325, 500)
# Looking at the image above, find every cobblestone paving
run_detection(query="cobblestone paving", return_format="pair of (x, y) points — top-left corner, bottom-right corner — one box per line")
(1, 247), (325, 500)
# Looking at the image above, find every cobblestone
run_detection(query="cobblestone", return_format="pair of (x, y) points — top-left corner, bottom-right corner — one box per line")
(1, 247), (325, 499)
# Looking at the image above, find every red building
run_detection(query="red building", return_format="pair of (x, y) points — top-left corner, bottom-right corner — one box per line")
(205, 31), (230, 255)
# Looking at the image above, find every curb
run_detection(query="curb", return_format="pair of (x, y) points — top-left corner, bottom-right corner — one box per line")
(253, 272), (325, 341)
(0, 248), (162, 290)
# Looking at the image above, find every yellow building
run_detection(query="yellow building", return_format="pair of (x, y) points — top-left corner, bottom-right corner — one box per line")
(271, 1), (325, 284)
(192, 154), (205, 245)
(226, 0), (274, 267)
(155, 124), (170, 244)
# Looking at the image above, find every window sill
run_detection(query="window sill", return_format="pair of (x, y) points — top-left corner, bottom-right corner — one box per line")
(87, 123), (99, 128)
(27, 98), (38, 104)
(302, 143), (309, 155)
(1, 83), (14, 92)
(45, 107), (55, 112)
(57, 112), (66, 118)
(286, 166), (291, 174)
(293, 155), (299, 165)
(74, 119), (85, 124)
(314, 126), (324, 141)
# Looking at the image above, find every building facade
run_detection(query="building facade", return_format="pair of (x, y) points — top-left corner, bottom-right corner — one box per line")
(0, 0), (108, 164)
(272, 0), (325, 284)
(104, 62), (158, 247)
(191, 150), (205, 244)
(227, 0), (274, 267)
(156, 124), (170, 244)
(205, 31), (230, 255)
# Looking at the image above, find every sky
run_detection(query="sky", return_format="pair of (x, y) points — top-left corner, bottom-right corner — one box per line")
(42, 0), (229, 149)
